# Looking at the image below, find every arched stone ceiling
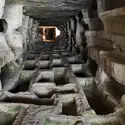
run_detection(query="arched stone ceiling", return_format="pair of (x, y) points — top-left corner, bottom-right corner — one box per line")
(24, 0), (91, 26)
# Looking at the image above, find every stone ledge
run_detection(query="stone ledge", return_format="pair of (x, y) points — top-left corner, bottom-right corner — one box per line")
(86, 30), (125, 57)
(88, 46), (111, 64)
(99, 51), (125, 85)
(84, 18), (103, 30)
(99, 7), (125, 35)
(86, 30), (125, 47)
(88, 46), (125, 85)
(99, 7), (125, 19)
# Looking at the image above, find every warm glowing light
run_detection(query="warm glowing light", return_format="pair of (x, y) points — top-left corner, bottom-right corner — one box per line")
(39, 26), (61, 42)
(56, 28), (60, 37)
(42, 35), (46, 40)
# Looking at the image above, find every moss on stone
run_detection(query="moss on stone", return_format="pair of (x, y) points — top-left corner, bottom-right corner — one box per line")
(0, 104), (26, 125)
(2, 62), (19, 72)
(90, 119), (120, 125)
(6, 0), (24, 4)
(8, 105), (24, 113)
(44, 118), (72, 125)
(0, 112), (18, 125)
(20, 72), (30, 81)
(82, 110), (96, 117)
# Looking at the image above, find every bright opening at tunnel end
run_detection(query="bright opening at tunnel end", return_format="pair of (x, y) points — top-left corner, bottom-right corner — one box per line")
(39, 26), (60, 42)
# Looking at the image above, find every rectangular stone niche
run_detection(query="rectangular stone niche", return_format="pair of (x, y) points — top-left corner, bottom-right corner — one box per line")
(74, 72), (85, 77)
(84, 87), (113, 115)
(35, 69), (69, 86)
(36, 71), (54, 83)
(26, 54), (36, 60)
(95, 78), (125, 110)
(62, 99), (77, 116)
(54, 68), (68, 86)
(23, 61), (37, 70)
(9, 71), (34, 93)
(10, 77), (31, 93)
(40, 55), (50, 60)
(54, 76), (67, 86)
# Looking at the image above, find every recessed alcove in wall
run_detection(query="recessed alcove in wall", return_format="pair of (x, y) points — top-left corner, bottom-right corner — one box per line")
(82, 75), (125, 115)
(84, 88), (112, 115)
(87, 58), (98, 76)
(39, 26), (60, 42)
(0, 19), (8, 33)
(74, 71), (85, 78)
(62, 100), (77, 116)
(9, 78), (31, 93)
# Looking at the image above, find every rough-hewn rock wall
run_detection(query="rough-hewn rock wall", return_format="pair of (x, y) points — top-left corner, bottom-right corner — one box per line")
(0, 0), (39, 89)
(62, 1), (125, 124)
(0, 0), (125, 125)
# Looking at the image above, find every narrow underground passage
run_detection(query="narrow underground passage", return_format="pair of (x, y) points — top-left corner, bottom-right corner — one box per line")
(0, 24), (118, 116)
(1, 0), (125, 124)
(0, 23), (118, 117)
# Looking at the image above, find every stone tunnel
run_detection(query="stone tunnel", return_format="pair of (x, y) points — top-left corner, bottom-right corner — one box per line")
(0, 0), (125, 125)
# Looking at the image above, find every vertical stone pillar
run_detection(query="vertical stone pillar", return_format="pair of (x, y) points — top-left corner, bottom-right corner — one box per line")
(82, 9), (103, 31)
(70, 17), (77, 51)
(21, 15), (29, 52)
(26, 18), (33, 44)
(31, 19), (39, 43)
(70, 18), (76, 33)
(0, 3), (24, 89)
(67, 20), (73, 51)
(75, 15), (85, 53)
(0, 0), (5, 18)
(81, 5), (105, 76)
(3, 4), (23, 32)
(23, 16), (29, 43)
(3, 4), (24, 59)
(0, 0), (5, 90)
